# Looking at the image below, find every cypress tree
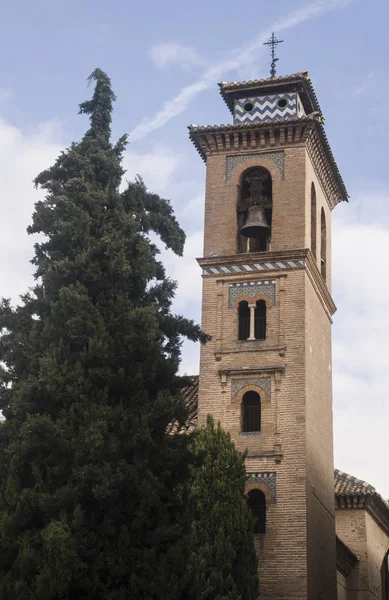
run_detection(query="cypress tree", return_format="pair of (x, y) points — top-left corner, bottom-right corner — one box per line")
(0, 69), (205, 599)
(183, 416), (259, 600)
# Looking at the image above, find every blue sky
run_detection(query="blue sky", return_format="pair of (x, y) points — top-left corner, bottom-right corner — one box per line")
(1, 0), (389, 496)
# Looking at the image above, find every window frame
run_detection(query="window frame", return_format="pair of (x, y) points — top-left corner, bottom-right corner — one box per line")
(241, 390), (261, 433)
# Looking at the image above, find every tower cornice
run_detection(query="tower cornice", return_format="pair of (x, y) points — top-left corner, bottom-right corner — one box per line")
(188, 118), (348, 209)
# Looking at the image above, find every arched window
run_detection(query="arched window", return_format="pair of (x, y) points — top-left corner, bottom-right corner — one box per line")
(242, 391), (261, 432)
(311, 183), (317, 259)
(247, 489), (266, 533)
(321, 208), (327, 281)
(238, 301), (250, 340)
(237, 167), (272, 253)
(254, 300), (266, 340)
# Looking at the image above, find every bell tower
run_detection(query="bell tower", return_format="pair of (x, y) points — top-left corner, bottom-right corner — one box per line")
(189, 71), (348, 599)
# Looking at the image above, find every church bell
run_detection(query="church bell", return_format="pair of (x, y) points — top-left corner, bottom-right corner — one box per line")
(240, 205), (270, 238)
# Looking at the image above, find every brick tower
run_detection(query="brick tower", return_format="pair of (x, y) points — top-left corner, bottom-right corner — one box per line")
(189, 72), (348, 599)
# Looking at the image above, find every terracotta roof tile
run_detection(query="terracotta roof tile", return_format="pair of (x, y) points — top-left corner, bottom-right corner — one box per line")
(334, 469), (376, 496)
(180, 376), (198, 433)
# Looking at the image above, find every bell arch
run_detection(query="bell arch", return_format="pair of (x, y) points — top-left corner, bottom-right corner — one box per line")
(237, 167), (272, 253)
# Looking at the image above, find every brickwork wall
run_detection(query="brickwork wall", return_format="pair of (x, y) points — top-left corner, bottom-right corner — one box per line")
(305, 269), (337, 599)
(305, 153), (332, 291)
(198, 268), (309, 598)
(366, 513), (389, 599)
(336, 510), (369, 599)
(203, 149), (307, 258)
(336, 509), (389, 598)
(198, 142), (337, 598)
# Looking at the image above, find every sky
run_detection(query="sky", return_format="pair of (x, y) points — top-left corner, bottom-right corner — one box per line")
(1, 0), (389, 497)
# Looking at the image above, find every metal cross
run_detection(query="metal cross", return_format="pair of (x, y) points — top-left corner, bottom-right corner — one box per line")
(263, 32), (284, 78)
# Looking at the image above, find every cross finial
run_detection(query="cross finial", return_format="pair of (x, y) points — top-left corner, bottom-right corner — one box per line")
(263, 32), (284, 78)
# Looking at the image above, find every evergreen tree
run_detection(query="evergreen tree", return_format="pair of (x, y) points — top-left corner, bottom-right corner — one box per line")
(0, 69), (206, 599)
(183, 416), (258, 600)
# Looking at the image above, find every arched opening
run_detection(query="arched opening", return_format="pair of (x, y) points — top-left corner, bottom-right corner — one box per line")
(321, 207), (327, 281)
(254, 300), (266, 340)
(311, 183), (317, 259)
(381, 550), (389, 599)
(238, 301), (250, 340)
(237, 167), (272, 253)
(242, 391), (261, 432)
(247, 489), (266, 533)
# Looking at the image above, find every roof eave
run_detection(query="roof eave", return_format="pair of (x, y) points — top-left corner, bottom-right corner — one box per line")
(188, 118), (349, 205)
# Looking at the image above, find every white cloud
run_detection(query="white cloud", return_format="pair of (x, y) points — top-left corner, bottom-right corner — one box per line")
(0, 118), (63, 303)
(130, 0), (355, 141)
(149, 42), (204, 71)
(332, 194), (389, 498)
(122, 145), (183, 192)
(162, 230), (203, 377)
(162, 230), (203, 313)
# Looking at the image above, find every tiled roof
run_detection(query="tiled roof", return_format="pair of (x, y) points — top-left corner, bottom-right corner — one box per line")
(180, 377), (198, 433)
(218, 71), (322, 117)
(188, 115), (317, 134)
(334, 469), (376, 496)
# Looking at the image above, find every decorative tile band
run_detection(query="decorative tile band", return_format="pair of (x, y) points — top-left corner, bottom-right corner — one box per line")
(234, 93), (301, 124)
(203, 260), (305, 276)
(246, 471), (276, 500)
(226, 151), (284, 183)
(228, 280), (276, 308)
(231, 377), (271, 403)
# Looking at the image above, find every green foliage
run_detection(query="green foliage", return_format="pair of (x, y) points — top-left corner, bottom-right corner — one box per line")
(0, 69), (206, 599)
(183, 416), (259, 600)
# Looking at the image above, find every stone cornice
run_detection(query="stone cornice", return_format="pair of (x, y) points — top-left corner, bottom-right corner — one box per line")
(197, 248), (308, 269)
(188, 118), (348, 210)
(219, 366), (285, 377)
(188, 118), (314, 162)
(197, 248), (336, 317)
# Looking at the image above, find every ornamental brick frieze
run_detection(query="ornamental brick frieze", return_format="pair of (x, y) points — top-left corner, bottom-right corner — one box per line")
(202, 259), (305, 276)
(226, 151), (284, 183)
(228, 280), (276, 308)
(231, 377), (271, 403)
(246, 471), (276, 500)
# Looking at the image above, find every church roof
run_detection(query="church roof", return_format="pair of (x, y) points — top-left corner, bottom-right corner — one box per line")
(180, 377), (198, 433)
(218, 71), (322, 117)
(334, 469), (376, 496)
